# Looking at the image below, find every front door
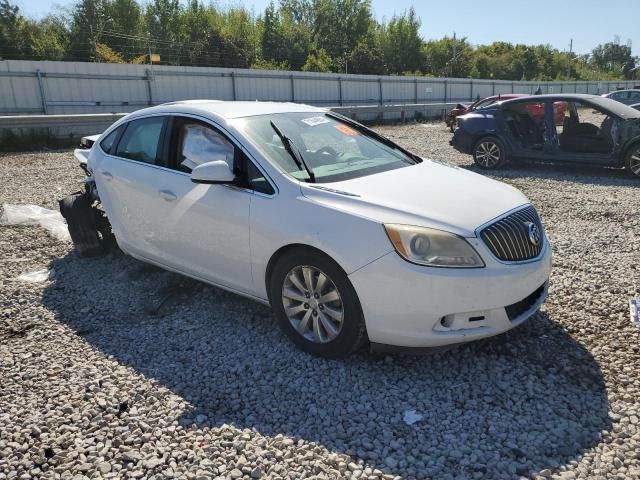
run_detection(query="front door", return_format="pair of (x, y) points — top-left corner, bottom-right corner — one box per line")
(549, 100), (617, 165)
(148, 116), (253, 294)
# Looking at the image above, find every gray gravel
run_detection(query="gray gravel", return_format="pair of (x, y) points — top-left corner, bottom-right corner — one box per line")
(1, 123), (639, 480)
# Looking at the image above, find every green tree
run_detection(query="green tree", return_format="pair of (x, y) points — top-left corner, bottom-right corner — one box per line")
(378, 8), (423, 74)
(312, 0), (373, 63)
(349, 41), (385, 74)
(302, 47), (332, 72)
(423, 36), (472, 77)
(144, 0), (183, 64)
(0, 0), (21, 58)
(261, 2), (287, 63)
(591, 39), (636, 78)
(105, 0), (142, 59)
(68, 0), (111, 61)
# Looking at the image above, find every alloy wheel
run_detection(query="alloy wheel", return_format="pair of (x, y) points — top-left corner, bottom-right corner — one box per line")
(630, 148), (640, 176)
(475, 141), (501, 167)
(281, 265), (344, 343)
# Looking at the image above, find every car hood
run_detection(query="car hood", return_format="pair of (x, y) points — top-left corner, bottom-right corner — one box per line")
(300, 159), (529, 237)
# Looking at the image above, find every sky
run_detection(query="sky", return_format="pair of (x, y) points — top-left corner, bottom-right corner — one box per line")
(16, 0), (640, 56)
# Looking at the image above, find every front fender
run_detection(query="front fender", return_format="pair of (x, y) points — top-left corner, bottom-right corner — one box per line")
(249, 192), (393, 300)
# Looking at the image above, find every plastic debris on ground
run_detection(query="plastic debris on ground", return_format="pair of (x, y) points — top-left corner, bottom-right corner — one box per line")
(631, 299), (639, 328)
(403, 409), (423, 425)
(17, 269), (54, 283)
(0, 204), (71, 242)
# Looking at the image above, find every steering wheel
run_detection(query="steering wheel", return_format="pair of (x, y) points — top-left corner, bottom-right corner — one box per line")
(316, 146), (337, 156)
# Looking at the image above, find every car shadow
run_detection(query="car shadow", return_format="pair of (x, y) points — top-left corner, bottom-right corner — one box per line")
(461, 160), (639, 188)
(42, 249), (611, 478)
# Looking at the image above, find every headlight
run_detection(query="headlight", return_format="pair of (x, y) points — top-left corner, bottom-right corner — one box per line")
(384, 224), (484, 268)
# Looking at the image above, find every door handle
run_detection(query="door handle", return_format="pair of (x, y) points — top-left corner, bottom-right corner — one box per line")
(159, 190), (177, 202)
(101, 171), (113, 181)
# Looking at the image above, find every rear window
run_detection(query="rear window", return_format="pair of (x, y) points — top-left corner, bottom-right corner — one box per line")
(99, 127), (121, 154)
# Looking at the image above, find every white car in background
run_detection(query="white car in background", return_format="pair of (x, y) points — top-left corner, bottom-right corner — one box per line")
(62, 101), (551, 357)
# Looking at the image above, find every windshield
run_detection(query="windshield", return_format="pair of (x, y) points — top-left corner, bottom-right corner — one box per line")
(473, 98), (497, 110)
(233, 113), (418, 183)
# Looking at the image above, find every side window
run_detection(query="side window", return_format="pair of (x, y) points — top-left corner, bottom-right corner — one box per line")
(99, 127), (121, 154)
(115, 117), (165, 165)
(246, 161), (275, 195)
(631, 91), (640, 102)
(178, 122), (235, 172)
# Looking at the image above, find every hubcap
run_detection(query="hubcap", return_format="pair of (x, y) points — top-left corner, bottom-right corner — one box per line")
(630, 149), (640, 176)
(282, 265), (344, 343)
(475, 141), (501, 167)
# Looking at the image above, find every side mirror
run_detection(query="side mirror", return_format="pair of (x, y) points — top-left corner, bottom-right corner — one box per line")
(190, 160), (236, 184)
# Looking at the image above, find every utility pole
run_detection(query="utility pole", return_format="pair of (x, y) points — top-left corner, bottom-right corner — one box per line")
(567, 38), (573, 78)
(452, 31), (456, 77)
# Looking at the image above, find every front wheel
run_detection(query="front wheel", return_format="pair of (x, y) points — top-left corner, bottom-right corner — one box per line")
(625, 143), (640, 178)
(270, 248), (367, 358)
(473, 136), (507, 169)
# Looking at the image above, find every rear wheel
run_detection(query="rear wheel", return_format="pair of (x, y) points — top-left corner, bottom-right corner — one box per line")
(625, 143), (640, 178)
(270, 248), (367, 358)
(473, 136), (507, 169)
(58, 193), (104, 257)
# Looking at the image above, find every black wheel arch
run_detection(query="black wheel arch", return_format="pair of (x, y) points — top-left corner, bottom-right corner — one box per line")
(621, 137), (640, 166)
(472, 133), (508, 154)
(265, 244), (347, 305)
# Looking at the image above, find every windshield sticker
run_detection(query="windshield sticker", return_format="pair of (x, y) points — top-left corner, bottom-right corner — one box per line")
(301, 116), (330, 126)
(335, 124), (358, 136)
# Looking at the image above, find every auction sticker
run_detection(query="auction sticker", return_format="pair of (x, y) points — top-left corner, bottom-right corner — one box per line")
(335, 124), (358, 136)
(301, 116), (330, 126)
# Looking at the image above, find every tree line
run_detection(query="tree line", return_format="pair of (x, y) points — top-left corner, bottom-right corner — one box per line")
(0, 0), (637, 80)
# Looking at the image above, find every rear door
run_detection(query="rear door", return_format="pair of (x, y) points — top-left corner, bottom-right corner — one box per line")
(499, 99), (550, 160)
(92, 115), (169, 259)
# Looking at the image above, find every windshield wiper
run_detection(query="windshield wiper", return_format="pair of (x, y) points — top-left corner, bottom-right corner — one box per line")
(270, 121), (316, 183)
(326, 112), (422, 163)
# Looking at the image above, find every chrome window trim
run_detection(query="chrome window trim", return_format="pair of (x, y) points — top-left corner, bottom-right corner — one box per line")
(100, 112), (279, 199)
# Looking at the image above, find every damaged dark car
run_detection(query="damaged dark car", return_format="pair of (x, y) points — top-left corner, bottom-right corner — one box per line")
(451, 94), (640, 178)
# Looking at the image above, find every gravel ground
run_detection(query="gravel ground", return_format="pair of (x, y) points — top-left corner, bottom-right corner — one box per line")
(1, 123), (639, 480)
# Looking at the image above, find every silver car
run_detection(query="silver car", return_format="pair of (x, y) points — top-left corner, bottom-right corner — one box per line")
(603, 89), (640, 106)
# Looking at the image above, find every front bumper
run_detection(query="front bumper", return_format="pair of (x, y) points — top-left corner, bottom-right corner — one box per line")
(348, 238), (552, 348)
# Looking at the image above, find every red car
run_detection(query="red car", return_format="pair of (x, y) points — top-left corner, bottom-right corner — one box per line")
(446, 94), (528, 132)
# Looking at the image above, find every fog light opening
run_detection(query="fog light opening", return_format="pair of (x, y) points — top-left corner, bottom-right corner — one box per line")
(440, 316), (454, 328)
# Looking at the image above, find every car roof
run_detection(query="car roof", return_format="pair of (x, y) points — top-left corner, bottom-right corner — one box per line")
(497, 93), (640, 119)
(604, 89), (640, 95)
(489, 93), (528, 99)
(500, 93), (600, 104)
(126, 100), (326, 120)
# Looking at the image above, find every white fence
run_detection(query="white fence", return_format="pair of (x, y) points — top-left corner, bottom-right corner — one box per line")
(1, 60), (637, 116)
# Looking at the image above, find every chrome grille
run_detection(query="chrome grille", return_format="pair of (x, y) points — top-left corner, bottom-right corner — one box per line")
(480, 206), (544, 262)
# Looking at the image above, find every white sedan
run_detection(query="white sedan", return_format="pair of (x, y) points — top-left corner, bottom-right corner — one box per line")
(62, 100), (551, 357)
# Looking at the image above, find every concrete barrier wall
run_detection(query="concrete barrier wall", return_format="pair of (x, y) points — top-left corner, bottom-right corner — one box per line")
(1, 60), (636, 116)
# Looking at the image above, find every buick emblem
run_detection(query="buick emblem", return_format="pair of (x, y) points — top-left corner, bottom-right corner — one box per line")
(525, 222), (541, 246)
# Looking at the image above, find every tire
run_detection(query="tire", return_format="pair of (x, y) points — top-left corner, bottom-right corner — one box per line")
(58, 193), (104, 257)
(473, 136), (507, 169)
(269, 248), (367, 358)
(625, 143), (640, 178)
